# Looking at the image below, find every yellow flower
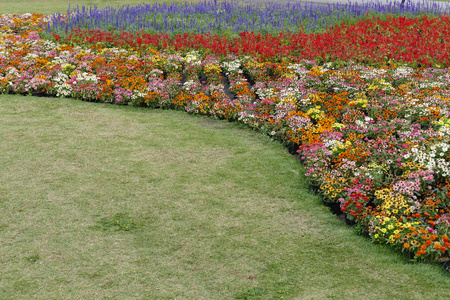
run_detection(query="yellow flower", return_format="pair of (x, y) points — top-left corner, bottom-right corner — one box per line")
(332, 122), (346, 129)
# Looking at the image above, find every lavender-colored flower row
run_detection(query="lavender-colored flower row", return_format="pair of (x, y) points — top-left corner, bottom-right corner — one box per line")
(45, 0), (450, 36)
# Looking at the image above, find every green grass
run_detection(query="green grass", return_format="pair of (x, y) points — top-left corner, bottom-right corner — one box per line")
(0, 0), (201, 15)
(1, 94), (449, 299)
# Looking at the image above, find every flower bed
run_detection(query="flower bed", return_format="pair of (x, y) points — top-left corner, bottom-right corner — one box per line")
(45, 0), (449, 35)
(1, 9), (450, 264)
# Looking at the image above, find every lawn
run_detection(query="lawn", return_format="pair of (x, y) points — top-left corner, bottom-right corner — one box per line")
(0, 0), (201, 15)
(2, 94), (449, 299)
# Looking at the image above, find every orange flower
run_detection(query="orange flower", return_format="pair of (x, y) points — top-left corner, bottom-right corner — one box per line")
(416, 249), (426, 256)
(403, 243), (410, 249)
